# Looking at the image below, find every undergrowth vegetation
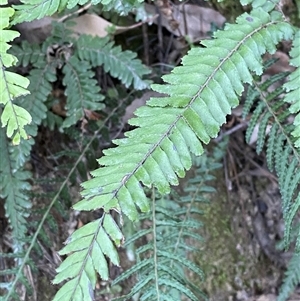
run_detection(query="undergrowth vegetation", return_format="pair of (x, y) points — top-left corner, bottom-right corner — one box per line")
(0, 0), (300, 300)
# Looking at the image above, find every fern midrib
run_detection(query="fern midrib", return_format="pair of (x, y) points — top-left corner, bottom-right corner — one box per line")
(65, 60), (85, 115)
(152, 189), (161, 300)
(24, 63), (54, 116)
(69, 215), (105, 300)
(111, 19), (280, 201)
(171, 171), (207, 260)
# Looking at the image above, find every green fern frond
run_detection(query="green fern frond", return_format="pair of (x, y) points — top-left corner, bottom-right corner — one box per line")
(52, 214), (123, 301)
(278, 252), (300, 301)
(112, 197), (206, 301)
(0, 126), (32, 298)
(10, 41), (46, 67)
(52, 7), (295, 300)
(0, 128), (31, 251)
(112, 148), (224, 301)
(11, 0), (142, 25)
(284, 30), (300, 147)
(62, 56), (105, 128)
(76, 35), (151, 90)
(242, 64), (300, 251)
(0, 4), (31, 145)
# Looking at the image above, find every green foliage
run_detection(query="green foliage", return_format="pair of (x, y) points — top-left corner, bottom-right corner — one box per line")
(1, 0), (300, 300)
(52, 4), (297, 300)
(0, 2), (31, 145)
(284, 30), (300, 146)
(1, 6), (150, 300)
(76, 35), (151, 90)
(112, 147), (224, 301)
(243, 67), (300, 252)
(11, 0), (143, 24)
(278, 252), (300, 301)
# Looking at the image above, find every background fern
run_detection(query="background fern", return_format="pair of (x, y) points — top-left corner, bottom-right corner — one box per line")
(243, 62), (300, 251)
(112, 144), (225, 301)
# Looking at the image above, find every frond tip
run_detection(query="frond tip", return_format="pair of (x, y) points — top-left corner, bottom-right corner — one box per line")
(52, 214), (123, 301)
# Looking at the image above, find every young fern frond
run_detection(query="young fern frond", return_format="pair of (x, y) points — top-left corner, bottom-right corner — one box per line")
(53, 6), (295, 300)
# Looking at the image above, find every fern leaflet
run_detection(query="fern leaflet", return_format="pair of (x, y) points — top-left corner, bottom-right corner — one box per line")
(76, 35), (151, 91)
(0, 4), (31, 145)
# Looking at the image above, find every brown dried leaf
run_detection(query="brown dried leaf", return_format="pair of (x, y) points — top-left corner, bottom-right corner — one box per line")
(145, 3), (226, 41)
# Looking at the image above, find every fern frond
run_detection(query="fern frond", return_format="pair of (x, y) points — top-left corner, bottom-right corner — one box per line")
(76, 35), (151, 90)
(62, 56), (105, 128)
(52, 213), (123, 301)
(12, 0), (142, 25)
(0, 128), (31, 251)
(112, 197), (205, 301)
(112, 148), (224, 300)
(52, 7), (295, 300)
(10, 40), (46, 67)
(278, 252), (300, 301)
(0, 4), (31, 145)
(0, 126), (32, 298)
(242, 62), (300, 251)
(283, 30), (300, 147)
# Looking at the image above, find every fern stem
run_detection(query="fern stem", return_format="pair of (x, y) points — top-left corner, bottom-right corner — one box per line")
(3, 99), (127, 301)
(152, 187), (161, 300)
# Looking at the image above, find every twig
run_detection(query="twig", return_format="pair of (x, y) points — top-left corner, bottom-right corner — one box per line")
(57, 3), (92, 23)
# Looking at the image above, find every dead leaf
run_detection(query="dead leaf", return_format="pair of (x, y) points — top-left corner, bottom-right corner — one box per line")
(84, 109), (101, 121)
(15, 17), (53, 43)
(256, 294), (277, 301)
(69, 13), (157, 38)
(264, 51), (296, 75)
(122, 91), (164, 124)
(69, 14), (116, 38)
(145, 3), (226, 41)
